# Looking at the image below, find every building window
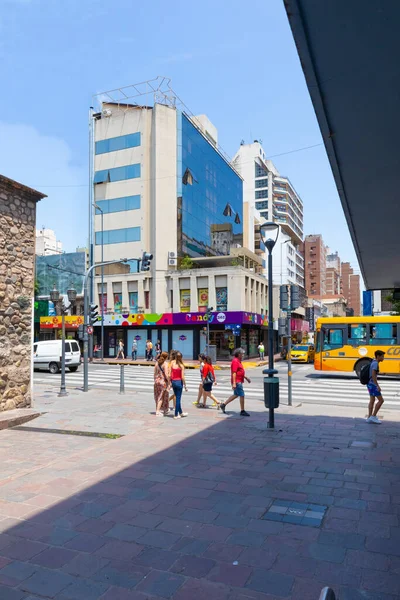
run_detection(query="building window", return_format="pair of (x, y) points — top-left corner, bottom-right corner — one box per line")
(129, 292), (138, 312)
(180, 290), (190, 312)
(99, 293), (107, 312)
(94, 163), (141, 184)
(198, 288), (209, 313)
(144, 291), (150, 310)
(255, 178), (268, 189)
(255, 190), (268, 199)
(95, 227), (141, 245)
(113, 292), (122, 313)
(255, 201), (268, 211)
(255, 163), (268, 178)
(216, 287), (228, 311)
(259, 211), (269, 219)
(95, 195), (141, 214)
(95, 132), (141, 155)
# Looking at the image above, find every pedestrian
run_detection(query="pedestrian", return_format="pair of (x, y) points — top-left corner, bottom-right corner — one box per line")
(168, 351), (188, 419)
(154, 351), (170, 416)
(366, 350), (385, 424)
(116, 340), (125, 359)
(146, 340), (153, 361)
(193, 354), (206, 406)
(258, 342), (265, 360)
(168, 350), (177, 409)
(219, 348), (251, 416)
(199, 356), (219, 408)
(131, 339), (138, 361)
(155, 340), (161, 360)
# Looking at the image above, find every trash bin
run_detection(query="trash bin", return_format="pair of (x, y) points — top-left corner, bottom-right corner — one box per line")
(263, 377), (280, 409)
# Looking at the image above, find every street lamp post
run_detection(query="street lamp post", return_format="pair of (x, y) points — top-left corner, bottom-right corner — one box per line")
(50, 284), (77, 398)
(260, 222), (280, 429)
(94, 203), (104, 361)
(206, 306), (214, 356)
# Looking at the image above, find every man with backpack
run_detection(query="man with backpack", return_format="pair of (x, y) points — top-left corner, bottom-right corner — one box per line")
(360, 350), (385, 424)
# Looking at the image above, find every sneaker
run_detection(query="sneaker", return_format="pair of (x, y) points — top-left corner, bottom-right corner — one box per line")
(155, 413), (163, 417)
(370, 415), (382, 424)
(366, 416), (372, 423)
(240, 410), (250, 417)
(174, 415), (181, 420)
(181, 412), (188, 418)
(220, 403), (226, 414)
(193, 401), (200, 405)
(211, 402), (218, 407)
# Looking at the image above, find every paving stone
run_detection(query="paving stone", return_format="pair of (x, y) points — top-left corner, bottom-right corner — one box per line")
(1, 540), (47, 561)
(181, 508), (217, 524)
(0, 586), (27, 600)
(62, 553), (109, 577)
(59, 578), (110, 600)
(96, 540), (144, 561)
(339, 587), (398, 600)
(207, 561), (253, 587)
(171, 554), (215, 578)
(171, 537), (210, 555)
(307, 542), (346, 563)
(99, 587), (150, 599)
(38, 527), (79, 546)
(196, 524), (232, 542)
(31, 547), (78, 569)
(92, 563), (146, 590)
(236, 547), (277, 569)
(227, 530), (266, 547)
(318, 531), (366, 550)
(106, 524), (147, 543)
(0, 560), (37, 585)
(135, 547), (179, 570)
(19, 567), (74, 598)
(173, 577), (231, 600)
(65, 533), (106, 553)
(137, 529), (180, 549)
(136, 568), (185, 598)
(204, 542), (243, 562)
(246, 568), (294, 596)
(213, 514), (250, 529)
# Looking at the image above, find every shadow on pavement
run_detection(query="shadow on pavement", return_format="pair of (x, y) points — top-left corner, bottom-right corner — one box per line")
(0, 406), (399, 599)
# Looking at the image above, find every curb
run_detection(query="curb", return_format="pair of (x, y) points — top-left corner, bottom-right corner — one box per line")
(0, 410), (41, 431)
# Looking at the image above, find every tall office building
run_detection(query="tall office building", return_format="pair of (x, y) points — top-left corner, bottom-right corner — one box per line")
(36, 228), (62, 256)
(90, 78), (270, 359)
(303, 234), (327, 296)
(232, 141), (304, 288)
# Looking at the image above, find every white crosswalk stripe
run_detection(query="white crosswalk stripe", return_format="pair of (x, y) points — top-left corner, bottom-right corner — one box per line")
(34, 366), (400, 409)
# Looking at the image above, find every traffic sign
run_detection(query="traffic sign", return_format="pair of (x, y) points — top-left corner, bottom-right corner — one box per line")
(87, 326), (93, 335)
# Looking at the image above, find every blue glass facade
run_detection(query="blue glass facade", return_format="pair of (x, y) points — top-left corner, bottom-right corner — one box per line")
(177, 113), (243, 257)
(95, 227), (141, 245)
(94, 164), (141, 184)
(95, 133), (141, 155)
(95, 195), (141, 214)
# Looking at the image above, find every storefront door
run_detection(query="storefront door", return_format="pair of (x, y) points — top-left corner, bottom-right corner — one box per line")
(172, 330), (193, 359)
(127, 329), (147, 360)
(209, 331), (235, 360)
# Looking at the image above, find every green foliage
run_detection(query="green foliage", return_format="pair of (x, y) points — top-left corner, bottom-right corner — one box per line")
(179, 255), (194, 270)
(384, 292), (400, 316)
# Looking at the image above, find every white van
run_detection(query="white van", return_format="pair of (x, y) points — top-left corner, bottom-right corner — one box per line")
(33, 340), (81, 374)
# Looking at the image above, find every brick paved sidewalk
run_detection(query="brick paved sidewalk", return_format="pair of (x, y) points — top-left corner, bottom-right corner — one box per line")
(0, 390), (399, 599)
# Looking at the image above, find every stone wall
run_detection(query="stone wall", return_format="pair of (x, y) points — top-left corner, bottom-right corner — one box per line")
(0, 176), (44, 411)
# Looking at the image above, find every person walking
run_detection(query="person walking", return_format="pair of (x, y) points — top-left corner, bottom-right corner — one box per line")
(258, 342), (265, 360)
(199, 356), (220, 408)
(193, 354), (206, 406)
(131, 340), (138, 361)
(145, 340), (153, 361)
(219, 348), (251, 416)
(366, 350), (385, 424)
(168, 350), (177, 410)
(116, 340), (125, 360)
(155, 340), (162, 360)
(168, 351), (188, 419)
(154, 351), (170, 417)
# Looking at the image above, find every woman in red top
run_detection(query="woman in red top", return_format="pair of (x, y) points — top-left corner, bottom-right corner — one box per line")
(199, 356), (220, 408)
(168, 351), (188, 419)
(220, 348), (251, 416)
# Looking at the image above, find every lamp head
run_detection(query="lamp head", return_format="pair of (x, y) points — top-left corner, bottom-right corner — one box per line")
(260, 222), (280, 251)
(67, 286), (77, 303)
(49, 284), (60, 303)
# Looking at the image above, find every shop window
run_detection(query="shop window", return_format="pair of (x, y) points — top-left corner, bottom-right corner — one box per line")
(129, 292), (138, 313)
(113, 293), (122, 313)
(198, 288), (209, 313)
(348, 324), (367, 347)
(369, 323), (397, 345)
(144, 291), (150, 310)
(180, 289), (190, 312)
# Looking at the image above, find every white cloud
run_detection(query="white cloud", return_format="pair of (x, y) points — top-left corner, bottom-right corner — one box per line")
(0, 122), (88, 252)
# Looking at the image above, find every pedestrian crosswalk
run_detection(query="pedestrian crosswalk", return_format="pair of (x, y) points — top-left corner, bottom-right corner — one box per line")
(34, 366), (400, 409)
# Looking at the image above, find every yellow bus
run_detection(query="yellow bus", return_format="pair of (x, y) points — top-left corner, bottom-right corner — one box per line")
(315, 316), (400, 377)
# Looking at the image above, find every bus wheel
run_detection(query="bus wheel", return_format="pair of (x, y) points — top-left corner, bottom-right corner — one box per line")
(355, 358), (371, 379)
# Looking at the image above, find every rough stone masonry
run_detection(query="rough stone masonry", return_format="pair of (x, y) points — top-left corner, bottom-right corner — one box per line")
(0, 175), (45, 411)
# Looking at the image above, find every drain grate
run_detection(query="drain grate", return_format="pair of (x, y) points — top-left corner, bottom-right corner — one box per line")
(11, 426), (123, 439)
(262, 500), (327, 527)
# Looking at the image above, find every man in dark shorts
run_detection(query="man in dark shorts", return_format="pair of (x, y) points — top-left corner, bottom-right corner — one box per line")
(366, 350), (385, 424)
(220, 348), (250, 416)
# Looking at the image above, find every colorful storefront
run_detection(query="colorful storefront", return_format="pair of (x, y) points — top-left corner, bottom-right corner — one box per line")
(91, 311), (268, 360)
(39, 315), (85, 341)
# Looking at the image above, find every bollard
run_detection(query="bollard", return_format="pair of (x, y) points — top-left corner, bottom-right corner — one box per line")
(263, 369), (279, 429)
(119, 364), (125, 395)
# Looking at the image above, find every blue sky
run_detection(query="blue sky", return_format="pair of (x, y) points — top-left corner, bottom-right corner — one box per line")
(0, 0), (360, 275)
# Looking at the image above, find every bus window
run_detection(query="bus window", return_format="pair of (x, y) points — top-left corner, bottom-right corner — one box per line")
(369, 323), (397, 345)
(348, 324), (367, 347)
(323, 328), (344, 351)
(316, 330), (321, 353)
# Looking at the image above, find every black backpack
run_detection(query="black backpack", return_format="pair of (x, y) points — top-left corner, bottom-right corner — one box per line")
(359, 363), (371, 385)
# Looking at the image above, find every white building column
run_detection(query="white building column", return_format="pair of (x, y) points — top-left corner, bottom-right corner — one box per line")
(173, 278), (180, 312)
(106, 281), (113, 312)
(121, 280), (129, 312)
(208, 275), (216, 311)
(138, 279), (145, 311)
(190, 275), (197, 312)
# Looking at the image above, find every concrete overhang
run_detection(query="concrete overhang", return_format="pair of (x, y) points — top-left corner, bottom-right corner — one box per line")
(284, 0), (400, 290)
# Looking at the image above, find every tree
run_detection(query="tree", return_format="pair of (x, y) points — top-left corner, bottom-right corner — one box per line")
(385, 292), (400, 316)
(179, 255), (194, 270)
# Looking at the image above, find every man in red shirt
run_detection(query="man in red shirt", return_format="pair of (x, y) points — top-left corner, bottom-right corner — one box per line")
(220, 348), (251, 416)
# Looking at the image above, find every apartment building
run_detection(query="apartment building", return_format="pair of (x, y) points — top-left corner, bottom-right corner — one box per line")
(326, 250), (341, 295)
(232, 141), (305, 289)
(36, 228), (62, 256)
(341, 262), (361, 315)
(303, 234), (327, 296)
(90, 80), (269, 359)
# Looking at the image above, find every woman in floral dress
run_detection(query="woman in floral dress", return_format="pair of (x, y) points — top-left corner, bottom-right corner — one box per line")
(154, 351), (170, 416)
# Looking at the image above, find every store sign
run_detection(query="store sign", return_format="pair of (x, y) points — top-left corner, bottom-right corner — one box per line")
(93, 311), (268, 328)
(40, 316), (84, 329)
(180, 290), (190, 313)
(179, 335), (187, 341)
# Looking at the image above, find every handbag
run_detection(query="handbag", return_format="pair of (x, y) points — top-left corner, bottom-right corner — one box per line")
(203, 369), (215, 385)
(158, 364), (169, 386)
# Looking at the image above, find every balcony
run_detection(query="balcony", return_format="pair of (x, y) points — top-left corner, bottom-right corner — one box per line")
(254, 238), (266, 254)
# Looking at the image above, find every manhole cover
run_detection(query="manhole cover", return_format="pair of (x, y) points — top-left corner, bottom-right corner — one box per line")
(262, 500), (327, 527)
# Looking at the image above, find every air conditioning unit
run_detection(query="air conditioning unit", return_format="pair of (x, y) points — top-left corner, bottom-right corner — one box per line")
(168, 251), (177, 266)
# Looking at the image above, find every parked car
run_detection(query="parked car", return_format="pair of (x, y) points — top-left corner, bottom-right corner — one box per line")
(290, 344), (315, 364)
(33, 340), (81, 374)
